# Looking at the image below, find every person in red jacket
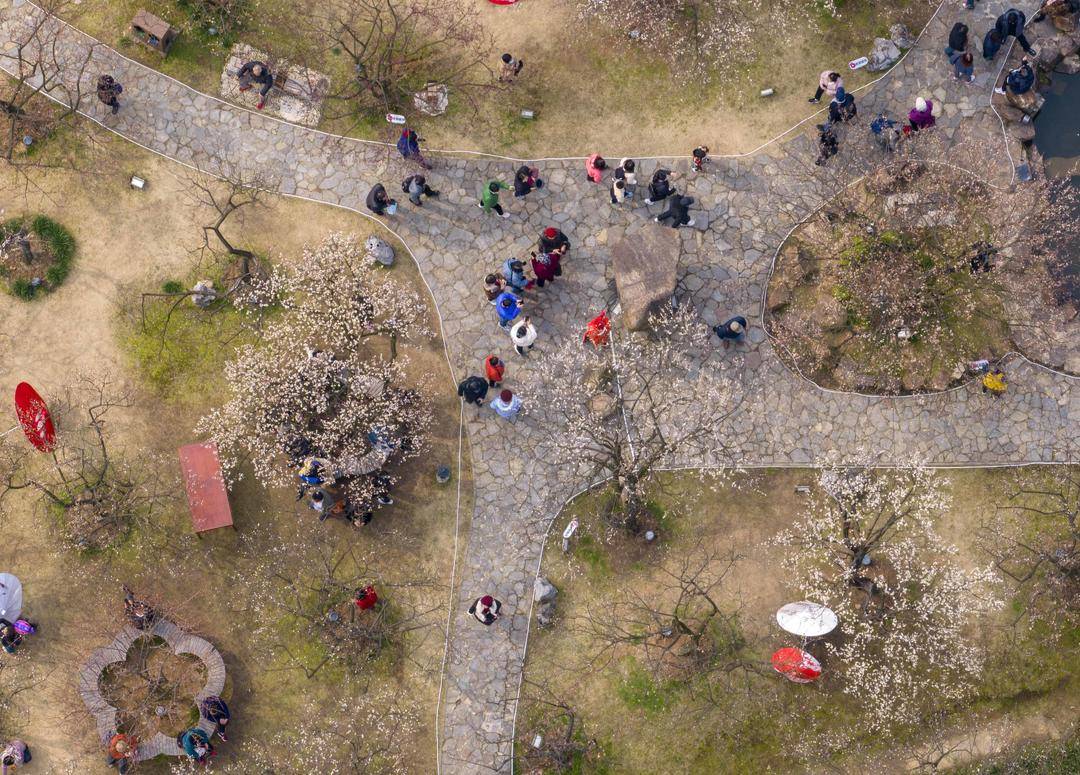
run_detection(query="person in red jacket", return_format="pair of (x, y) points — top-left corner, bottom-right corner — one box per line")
(354, 586), (378, 611)
(485, 355), (505, 387)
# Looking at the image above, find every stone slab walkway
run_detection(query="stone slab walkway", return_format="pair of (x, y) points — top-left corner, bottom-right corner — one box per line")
(2, 0), (1075, 771)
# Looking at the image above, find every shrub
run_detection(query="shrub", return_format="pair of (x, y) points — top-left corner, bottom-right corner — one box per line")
(1, 214), (76, 300)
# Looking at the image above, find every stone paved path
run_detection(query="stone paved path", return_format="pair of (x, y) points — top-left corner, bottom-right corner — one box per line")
(2, 0), (1076, 771)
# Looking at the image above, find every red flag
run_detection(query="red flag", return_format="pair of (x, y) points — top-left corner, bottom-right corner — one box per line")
(14, 382), (56, 452)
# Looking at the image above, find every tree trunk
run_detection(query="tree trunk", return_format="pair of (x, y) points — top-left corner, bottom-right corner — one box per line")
(18, 233), (33, 264)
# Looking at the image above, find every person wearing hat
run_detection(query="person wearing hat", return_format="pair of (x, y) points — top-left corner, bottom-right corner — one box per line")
(828, 87), (857, 124)
(468, 594), (502, 625)
(538, 226), (570, 255)
(484, 355), (505, 387)
(495, 292), (523, 329)
(106, 732), (136, 773)
(714, 315), (748, 347)
(908, 97), (936, 131)
(457, 375), (489, 406)
(509, 316), (538, 356)
(490, 389), (522, 421)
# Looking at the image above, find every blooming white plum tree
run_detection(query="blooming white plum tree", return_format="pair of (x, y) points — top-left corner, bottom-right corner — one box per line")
(775, 463), (1002, 727)
(196, 234), (434, 497)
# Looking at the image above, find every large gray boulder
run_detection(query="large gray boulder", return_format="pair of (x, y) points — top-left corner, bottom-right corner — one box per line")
(867, 38), (902, 71)
(534, 576), (558, 603)
(889, 23), (915, 49)
(611, 223), (679, 331)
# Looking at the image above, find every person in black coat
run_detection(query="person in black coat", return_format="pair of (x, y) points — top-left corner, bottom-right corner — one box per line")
(538, 227), (570, 255)
(237, 61), (274, 108)
(946, 22), (969, 56)
(995, 8), (1037, 54)
(366, 183), (395, 216)
(645, 168), (674, 205)
(655, 193), (695, 228)
(457, 376), (489, 406)
(513, 165), (542, 198)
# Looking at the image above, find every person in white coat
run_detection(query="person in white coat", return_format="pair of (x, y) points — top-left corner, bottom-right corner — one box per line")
(510, 316), (537, 356)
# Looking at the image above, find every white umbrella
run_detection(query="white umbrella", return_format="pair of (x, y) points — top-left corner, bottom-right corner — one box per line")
(776, 601), (837, 638)
(0, 573), (23, 622)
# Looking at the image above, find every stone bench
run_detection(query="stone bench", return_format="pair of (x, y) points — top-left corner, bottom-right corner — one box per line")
(78, 618), (229, 760)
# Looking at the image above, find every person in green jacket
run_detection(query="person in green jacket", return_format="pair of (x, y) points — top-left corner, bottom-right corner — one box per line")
(479, 180), (511, 218)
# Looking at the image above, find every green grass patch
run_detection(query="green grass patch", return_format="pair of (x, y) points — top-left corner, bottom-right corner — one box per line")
(615, 660), (679, 715)
(0, 214), (77, 300)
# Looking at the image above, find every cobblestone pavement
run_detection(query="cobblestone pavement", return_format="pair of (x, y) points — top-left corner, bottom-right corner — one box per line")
(2, 0), (1076, 771)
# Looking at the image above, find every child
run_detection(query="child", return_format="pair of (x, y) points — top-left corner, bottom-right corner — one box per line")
(485, 355), (505, 387)
(484, 273), (505, 304)
(610, 177), (627, 204)
(951, 51), (975, 82)
(585, 154), (606, 183)
(691, 145), (710, 172)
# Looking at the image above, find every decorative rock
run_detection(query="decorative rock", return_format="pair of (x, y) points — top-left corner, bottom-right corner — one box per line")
(365, 235), (395, 266)
(1056, 54), (1080, 74)
(1007, 121), (1037, 142)
(867, 38), (902, 72)
(1035, 43), (1064, 70)
(1007, 88), (1045, 116)
(994, 103), (1027, 123)
(889, 23), (916, 49)
(533, 576), (558, 604)
(536, 601), (557, 628)
(611, 222), (680, 331)
(190, 280), (216, 308)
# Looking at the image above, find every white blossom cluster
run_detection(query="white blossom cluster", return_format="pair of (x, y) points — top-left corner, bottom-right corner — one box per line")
(775, 462), (1002, 728)
(196, 234), (434, 496)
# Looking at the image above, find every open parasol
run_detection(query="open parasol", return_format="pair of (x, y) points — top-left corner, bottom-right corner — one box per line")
(0, 573), (23, 622)
(776, 601), (838, 638)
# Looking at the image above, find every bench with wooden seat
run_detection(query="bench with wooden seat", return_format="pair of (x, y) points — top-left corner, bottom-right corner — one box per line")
(223, 51), (329, 103)
(178, 442), (234, 536)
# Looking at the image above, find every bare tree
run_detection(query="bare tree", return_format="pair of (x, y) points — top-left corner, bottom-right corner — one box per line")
(0, 0), (102, 191)
(579, 547), (751, 681)
(515, 678), (603, 773)
(983, 466), (1079, 624)
(520, 306), (741, 535)
(318, 0), (495, 120)
(0, 374), (175, 554)
(246, 528), (442, 678)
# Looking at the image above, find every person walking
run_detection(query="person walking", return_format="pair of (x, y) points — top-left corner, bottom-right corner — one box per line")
(397, 127), (430, 169)
(457, 375), (489, 406)
(585, 154), (606, 183)
(945, 21), (970, 57)
(994, 8), (1037, 55)
(1, 740), (30, 774)
(510, 316), (538, 356)
(538, 226), (570, 255)
(366, 183), (397, 216)
(96, 74), (123, 115)
(237, 60), (273, 109)
(502, 258), (532, 294)
(495, 292), (523, 329)
(180, 727), (214, 764)
(809, 70), (843, 103)
(714, 315), (748, 348)
(200, 696), (231, 742)
(484, 273), (505, 304)
(484, 355), (505, 387)
(402, 174), (439, 206)
(490, 389), (522, 421)
(951, 51), (976, 82)
(499, 53), (524, 82)
(480, 180), (511, 218)
(645, 168), (675, 204)
(908, 97), (936, 131)
(514, 165), (543, 198)
(982, 368), (1007, 396)
(655, 194), (695, 228)
(468, 594), (502, 625)
(614, 158), (637, 197)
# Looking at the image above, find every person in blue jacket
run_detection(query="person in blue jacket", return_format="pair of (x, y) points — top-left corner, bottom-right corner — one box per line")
(1005, 59), (1036, 95)
(179, 727), (213, 763)
(495, 291), (522, 329)
(501, 258), (531, 294)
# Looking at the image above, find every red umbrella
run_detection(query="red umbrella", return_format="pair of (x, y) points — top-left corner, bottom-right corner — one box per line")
(771, 647), (822, 683)
(14, 382), (56, 452)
